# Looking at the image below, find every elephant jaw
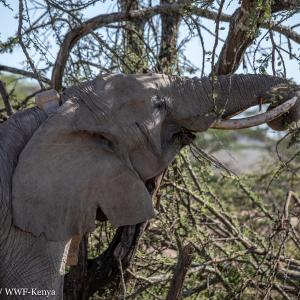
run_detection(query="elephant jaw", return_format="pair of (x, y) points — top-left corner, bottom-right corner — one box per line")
(210, 96), (298, 130)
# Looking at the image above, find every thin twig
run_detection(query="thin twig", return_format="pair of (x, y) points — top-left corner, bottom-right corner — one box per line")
(18, 0), (44, 89)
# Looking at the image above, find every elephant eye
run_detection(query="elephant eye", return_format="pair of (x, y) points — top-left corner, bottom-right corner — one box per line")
(152, 95), (168, 111)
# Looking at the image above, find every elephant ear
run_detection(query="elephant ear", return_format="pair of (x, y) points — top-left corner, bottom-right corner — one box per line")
(12, 102), (154, 241)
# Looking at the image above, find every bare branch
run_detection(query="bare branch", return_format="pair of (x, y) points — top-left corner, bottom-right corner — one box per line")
(0, 80), (13, 116)
(51, 3), (189, 90)
(0, 64), (51, 84)
(271, 22), (300, 44)
(166, 243), (194, 300)
(271, 0), (300, 13)
(215, 1), (266, 75)
(17, 0), (45, 89)
(51, 3), (300, 90)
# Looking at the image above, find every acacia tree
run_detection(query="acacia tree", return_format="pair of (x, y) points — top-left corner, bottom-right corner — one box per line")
(1, 0), (300, 299)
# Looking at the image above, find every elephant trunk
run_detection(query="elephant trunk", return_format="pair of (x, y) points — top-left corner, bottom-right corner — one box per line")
(208, 74), (292, 116)
(211, 74), (300, 131)
(168, 74), (299, 132)
(211, 96), (298, 130)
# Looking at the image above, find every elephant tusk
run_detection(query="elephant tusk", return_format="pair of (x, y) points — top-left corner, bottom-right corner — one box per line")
(210, 96), (298, 130)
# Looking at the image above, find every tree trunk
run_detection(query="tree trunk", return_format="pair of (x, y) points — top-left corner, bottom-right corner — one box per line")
(119, 0), (147, 73)
(157, 0), (180, 74)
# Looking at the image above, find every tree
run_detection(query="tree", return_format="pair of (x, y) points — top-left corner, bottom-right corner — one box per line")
(1, 0), (300, 299)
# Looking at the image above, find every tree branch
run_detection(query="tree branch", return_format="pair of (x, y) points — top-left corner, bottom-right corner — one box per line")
(271, 22), (300, 44)
(0, 64), (51, 84)
(166, 243), (194, 300)
(157, 0), (180, 74)
(119, 0), (148, 73)
(215, 0), (300, 75)
(271, 0), (300, 13)
(63, 222), (147, 300)
(51, 3), (300, 90)
(215, 0), (266, 75)
(203, 9), (300, 46)
(51, 3), (189, 90)
(18, 0), (45, 89)
(0, 80), (13, 116)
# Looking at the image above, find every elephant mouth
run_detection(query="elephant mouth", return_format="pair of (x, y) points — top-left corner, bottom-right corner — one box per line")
(173, 127), (196, 146)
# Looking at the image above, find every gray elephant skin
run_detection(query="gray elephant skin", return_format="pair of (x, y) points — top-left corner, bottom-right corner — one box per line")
(0, 73), (299, 299)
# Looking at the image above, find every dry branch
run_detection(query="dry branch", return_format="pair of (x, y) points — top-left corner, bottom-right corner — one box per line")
(51, 3), (300, 90)
(271, 0), (300, 13)
(166, 243), (194, 300)
(0, 64), (51, 84)
(215, 0), (265, 75)
(0, 80), (13, 116)
(51, 3), (188, 90)
(17, 0), (44, 89)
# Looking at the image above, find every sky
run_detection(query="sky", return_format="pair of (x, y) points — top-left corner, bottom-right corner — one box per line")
(0, 0), (299, 83)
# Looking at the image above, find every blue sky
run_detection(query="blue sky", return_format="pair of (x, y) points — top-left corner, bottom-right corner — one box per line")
(0, 1), (299, 83)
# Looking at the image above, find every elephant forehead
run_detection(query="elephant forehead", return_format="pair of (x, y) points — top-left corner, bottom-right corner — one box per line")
(99, 73), (169, 91)
(60, 73), (171, 131)
(100, 73), (167, 109)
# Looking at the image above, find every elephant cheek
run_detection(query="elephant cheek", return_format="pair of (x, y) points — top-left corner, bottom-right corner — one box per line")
(179, 115), (216, 133)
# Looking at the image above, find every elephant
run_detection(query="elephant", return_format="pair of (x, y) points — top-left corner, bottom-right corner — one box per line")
(0, 73), (299, 299)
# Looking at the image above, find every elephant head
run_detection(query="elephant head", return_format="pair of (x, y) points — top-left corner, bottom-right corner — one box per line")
(11, 73), (300, 243)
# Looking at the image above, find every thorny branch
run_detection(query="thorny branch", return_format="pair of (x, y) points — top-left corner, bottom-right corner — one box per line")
(17, 0), (45, 89)
(0, 64), (51, 84)
(48, 2), (300, 90)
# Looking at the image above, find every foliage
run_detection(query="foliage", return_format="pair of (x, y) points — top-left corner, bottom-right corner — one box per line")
(87, 132), (300, 299)
(0, 74), (38, 121)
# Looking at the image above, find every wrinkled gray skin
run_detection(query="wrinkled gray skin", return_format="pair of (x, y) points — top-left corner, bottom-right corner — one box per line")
(0, 109), (68, 299)
(0, 73), (299, 299)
